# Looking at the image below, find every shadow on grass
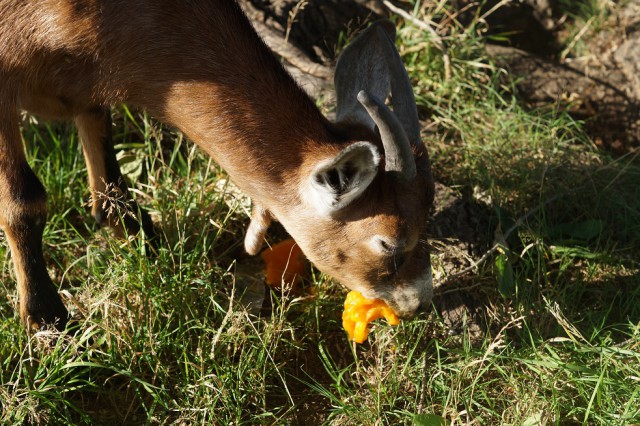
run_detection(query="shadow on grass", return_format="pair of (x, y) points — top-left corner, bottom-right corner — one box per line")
(430, 143), (640, 347)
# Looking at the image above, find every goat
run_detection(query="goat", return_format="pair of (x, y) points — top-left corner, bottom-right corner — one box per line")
(0, 0), (435, 331)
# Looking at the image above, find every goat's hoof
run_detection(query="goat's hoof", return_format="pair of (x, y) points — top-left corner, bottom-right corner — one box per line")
(24, 300), (70, 332)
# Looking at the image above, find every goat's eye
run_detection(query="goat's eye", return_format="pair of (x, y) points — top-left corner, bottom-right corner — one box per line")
(379, 238), (393, 253)
(374, 236), (398, 255)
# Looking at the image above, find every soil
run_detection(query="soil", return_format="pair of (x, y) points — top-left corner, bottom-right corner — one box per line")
(462, 0), (640, 153)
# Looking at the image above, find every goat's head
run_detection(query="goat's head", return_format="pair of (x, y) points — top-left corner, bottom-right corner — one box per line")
(246, 21), (435, 318)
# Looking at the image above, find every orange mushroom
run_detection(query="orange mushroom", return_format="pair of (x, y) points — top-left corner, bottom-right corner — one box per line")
(342, 290), (400, 343)
(260, 239), (307, 290)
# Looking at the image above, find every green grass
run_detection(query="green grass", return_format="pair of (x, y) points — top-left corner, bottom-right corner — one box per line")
(556, 0), (621, 59)
(2, 2), (640, 424)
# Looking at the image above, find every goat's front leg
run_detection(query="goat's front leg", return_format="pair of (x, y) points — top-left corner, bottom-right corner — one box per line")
(75, 107), (155, 241)
(244, 204), (272, 255)
(0, 109), (69, 330)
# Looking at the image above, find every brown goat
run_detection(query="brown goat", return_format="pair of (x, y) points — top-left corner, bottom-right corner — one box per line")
(0, 0), (435, 331)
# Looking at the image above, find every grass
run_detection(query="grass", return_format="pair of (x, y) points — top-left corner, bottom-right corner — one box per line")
(2, 1), (640, 424)
(556, 0), (621, 60)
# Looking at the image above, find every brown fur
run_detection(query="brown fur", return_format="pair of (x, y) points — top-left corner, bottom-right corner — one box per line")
(0, 0), (435, 330)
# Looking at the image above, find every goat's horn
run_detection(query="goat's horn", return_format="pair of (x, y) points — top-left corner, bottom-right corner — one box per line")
(381, 28), (422, 148)
(357, 90), (416, 180)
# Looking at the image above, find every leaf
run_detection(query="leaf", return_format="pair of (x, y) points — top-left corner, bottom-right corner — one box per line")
(550, 245), (600, 259)
(495, 252), (515, 297)
(117, 150), (145, 182)
(413, 413), (446, 426)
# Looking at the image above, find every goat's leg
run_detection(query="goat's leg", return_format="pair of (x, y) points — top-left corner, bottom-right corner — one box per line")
(75, 108), (155, 241)
(0, 109), (69, 330)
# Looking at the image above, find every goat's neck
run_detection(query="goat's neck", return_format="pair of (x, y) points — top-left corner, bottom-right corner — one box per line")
(111, 1), (335, 207)
(155, 75), (332, 209)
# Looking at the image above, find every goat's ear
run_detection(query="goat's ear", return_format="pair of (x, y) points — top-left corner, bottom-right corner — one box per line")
(334, 21), (421, 147)
(304, 142), (380, 215)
